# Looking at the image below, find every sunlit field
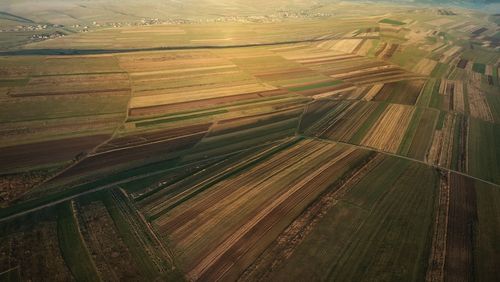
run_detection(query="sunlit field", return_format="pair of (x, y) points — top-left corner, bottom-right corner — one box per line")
(0, 1), (499, 281)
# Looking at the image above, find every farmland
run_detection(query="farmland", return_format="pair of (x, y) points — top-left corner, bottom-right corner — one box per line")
(0, 1), (499, 281)
(247, 157), (438, 281)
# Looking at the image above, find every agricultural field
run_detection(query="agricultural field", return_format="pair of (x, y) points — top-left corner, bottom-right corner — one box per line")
(0, 1), (499, 281)
(0, 189), (181, 281)
(0, 55), (131, 206)
(245, 156), (439, 281)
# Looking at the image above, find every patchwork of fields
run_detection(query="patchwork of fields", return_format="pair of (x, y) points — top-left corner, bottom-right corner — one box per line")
(0, 5), (499, 282)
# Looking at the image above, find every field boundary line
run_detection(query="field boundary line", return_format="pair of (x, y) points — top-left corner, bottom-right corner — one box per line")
(304, 135), (500, 188)
(0, 36), (381, 57)
(0, 265), (20, 276)
(89, 131), (209, 157)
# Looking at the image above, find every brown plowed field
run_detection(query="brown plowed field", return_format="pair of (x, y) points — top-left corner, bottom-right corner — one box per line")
(0, 134), (109, 172)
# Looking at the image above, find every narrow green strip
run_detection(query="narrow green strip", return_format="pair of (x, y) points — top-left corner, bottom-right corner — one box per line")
(136, 109), (228, 127)
(288, 80), (343, 92)
(57, 202), (101, 282)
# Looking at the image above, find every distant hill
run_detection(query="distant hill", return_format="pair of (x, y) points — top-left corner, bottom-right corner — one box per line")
(0, 0), (498, 28)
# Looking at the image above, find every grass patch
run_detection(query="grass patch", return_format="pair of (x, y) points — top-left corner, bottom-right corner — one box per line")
(417, 79), (436, 108)
(429, 80), (442, 110)
(379, 19), (406, 25)
(475, 181), (500, 282)
(430, 63), (449, 78)
(0, 78), (29, 87)
(467, 118), (500, 184)
(328, 160), (437, 281)
(435, 111), (447, 130)
(472, 63), (486, 74)
(492, 67), (499, 87)
(57, 201), (100, 282)
(0, 95), (129, 123)
(287, 80), (342, 92)
(366, 39), (381, 57)
(390, 46), (428, 68)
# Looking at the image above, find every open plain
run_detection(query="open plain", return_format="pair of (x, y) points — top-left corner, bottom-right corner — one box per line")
(0, 1), (499, 281)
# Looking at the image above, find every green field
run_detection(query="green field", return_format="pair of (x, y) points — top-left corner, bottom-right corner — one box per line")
(379, 19), (406, 25)
(472, 63), (486, 74)
(475, 181), (500, 281)
(57, 202), (101, 282)
(468, 119), (500, 184)
(268, 157), (437, 281)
